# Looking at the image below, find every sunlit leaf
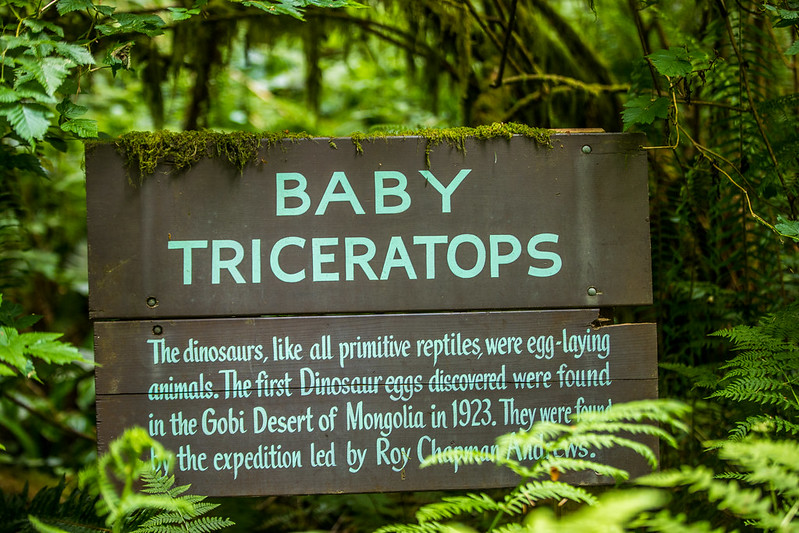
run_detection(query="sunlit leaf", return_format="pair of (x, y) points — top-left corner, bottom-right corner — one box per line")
(60, 118), (98, 138)
(53, 42), (95, 65)
(0, 102), (51, 142)
(648, 47), (692, 77)
(167, 7), (198, 21)
(622, 95), (670, 130)
(21, 19), (65, 38)
(775, 216), (799, 241)
(97, 13), (165, 37)
(16, 56), (72, 97)
(0, 87), (19, 103)
(57, 98), (88, 119)
(57, 0), (94, 14)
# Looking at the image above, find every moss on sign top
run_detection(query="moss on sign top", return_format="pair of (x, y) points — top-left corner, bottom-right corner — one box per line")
(112, 123), (552, 182)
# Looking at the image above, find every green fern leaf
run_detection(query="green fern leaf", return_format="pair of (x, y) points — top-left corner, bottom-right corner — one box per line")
(414, 493), (499, 523)
(523, 489), (668, 532)
(374, 521), (442, 533)
(131, 469), (232, 533)
(632, 509), (726, 532)
(505, 480), (597, 509)
(28, 516), (66, 533)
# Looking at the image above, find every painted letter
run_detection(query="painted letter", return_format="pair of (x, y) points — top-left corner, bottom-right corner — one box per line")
(418, 169), (471, 213)
(413, 235), (448, 279)
(375, 171), (411, 214)
(212, 240), (245, 284)
(345, 237), (378, 281)
(276, 172), (311, 216)
(447, 234), (486, 279)
(489, 234), (521, 277)
(271, 237), (306, 282)
(380, 236), (417, 280)
(168, 240), (208, 285)
(527, 233), (562, 277)
(315, 171), (365, 215)
(312, 237), (339, 282)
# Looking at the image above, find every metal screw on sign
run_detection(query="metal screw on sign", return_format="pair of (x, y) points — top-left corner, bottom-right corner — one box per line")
(587, 286), (598, 296)
(581, 145), (592, 154)
(146, 296), (158, 308)
(152, 325), (163, 335)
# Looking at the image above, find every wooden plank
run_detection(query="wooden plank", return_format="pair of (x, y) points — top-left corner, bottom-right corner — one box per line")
(95, 309), (658, 496)
(86, 133), (651, 319)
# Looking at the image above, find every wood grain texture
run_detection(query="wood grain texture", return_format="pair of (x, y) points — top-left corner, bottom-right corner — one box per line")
(95, 310), (658, 496)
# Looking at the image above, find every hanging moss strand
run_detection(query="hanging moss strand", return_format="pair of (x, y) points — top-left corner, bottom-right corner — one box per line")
(112, 123), (552, 183)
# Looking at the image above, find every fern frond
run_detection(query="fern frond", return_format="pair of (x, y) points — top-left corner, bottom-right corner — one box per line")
(631, 509), (727, 533)
(505, 480), (597, 510)
(129, 468), (233, 533)
(28, 517), (102, 533)
(521, 489), (668, 532)
(638, 464), (773, 520)
(28, 516), (66, 533)
(374, 521), (443, 533)
(413, 493), (500, 523)
(719, 438), (799, 497)
(728, 416), (773, 441)
(712, 325), (794, 353)
(708, 384), (796, 410)
(531, 456), (632, 481)
(490, 523), (526, 533)
(140, 471), (191, 499)
(659, 362), (720, 389)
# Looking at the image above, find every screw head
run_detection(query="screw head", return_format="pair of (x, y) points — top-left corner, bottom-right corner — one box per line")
(581, 145), (592, 154)
(587, 286), (598, 296)
(152, 325), (163, 335)
(146, 296), (158, 308)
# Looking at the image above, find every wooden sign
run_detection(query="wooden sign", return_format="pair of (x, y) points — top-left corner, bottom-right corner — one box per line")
(86, 133), (651, 319)
(87, 131), (658, 496)
(94, 309), (657, 496)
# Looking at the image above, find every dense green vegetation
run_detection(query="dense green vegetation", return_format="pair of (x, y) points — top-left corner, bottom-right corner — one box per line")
(3, 0), (799, 530)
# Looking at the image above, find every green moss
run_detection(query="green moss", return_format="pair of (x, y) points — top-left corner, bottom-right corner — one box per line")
(113, 130), (312, 184)
(111, 123), (551, 182)
(349, 122), (552, 167)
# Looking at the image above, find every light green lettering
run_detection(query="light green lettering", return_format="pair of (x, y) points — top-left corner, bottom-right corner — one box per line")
(276, 172), (311, 216)
(489, 234), (521, 277)
(375, 171), (411, 214)
(380, 236), (417, 280)
(418, 169), (471, 213)
(271, 236), (305, 282)
(345, 237), (378, 281)
(413, 235), (447, 279)
(315, 171), (365, 215)
(527, 233), (562, 277)
(168, 240), (208, 285)
(212, 240), (245, 284)
(312, 237), (339, 281)
(447, 234), (485, 278)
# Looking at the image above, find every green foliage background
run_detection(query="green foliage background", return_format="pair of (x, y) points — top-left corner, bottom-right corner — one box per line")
(3, 0), (799, 531)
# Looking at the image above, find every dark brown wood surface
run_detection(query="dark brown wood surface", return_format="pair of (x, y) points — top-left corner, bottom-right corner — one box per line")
(86, 133), (651, 319)
(95, 309), (657, 496)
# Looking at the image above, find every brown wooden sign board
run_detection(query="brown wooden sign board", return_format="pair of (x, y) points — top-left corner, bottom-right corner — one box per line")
(86, 133), (651, 319)
(94, 309), (657, 496)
